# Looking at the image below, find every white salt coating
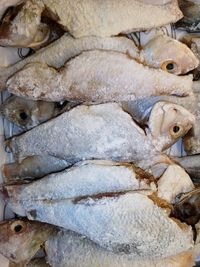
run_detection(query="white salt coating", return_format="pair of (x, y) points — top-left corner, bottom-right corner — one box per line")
(5, 160), (156, 204)
(0, 35), (139, 90)
(157, 164), (194, 203)
(20, 192), (194, 260)
(7, 51), (194, 102)
(46, 229), (194, 267)
(9, 102), (194, 162)
(41, 0), (182, 37)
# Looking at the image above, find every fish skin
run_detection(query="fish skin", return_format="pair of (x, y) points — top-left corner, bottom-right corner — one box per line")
(7, 191), (193, 259)
(6, 51), (194, 102)
(0, 95), (79, 130)
(6, 102), (195, 163)
(0, 34), (197, 91)
(0, 34), (139, 91)
(0, 219), (55, 264)
(3, 160), (156, 207)
(0, 0), (182, 43)
(3, 155), (70, 181)
(46, 229), (195, 267)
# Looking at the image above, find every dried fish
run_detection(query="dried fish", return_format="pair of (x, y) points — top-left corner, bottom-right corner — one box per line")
(6, 103), (195, 167)
(6, 51), (194, 102)
(0, 0), (182, 47)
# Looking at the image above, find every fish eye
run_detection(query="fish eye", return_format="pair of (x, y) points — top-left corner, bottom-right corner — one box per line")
(166, 63), (174, 71)
(18, 111), (28, 121)
(161, 61), (177, 74)
(10, 221), (26, 234)
(169, 124), (183, 138)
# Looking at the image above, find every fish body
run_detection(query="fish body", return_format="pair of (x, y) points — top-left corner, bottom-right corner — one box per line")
(7, 51), (194, 102)
(6, 102), (195, 164)
(46, 229), (194, 267)
(0, 0), (182, 47)
(5, 191), (193, 259)
(3, 160), (156, 208)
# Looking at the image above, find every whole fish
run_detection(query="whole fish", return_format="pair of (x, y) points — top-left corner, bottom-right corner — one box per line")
(0, 219), (195, 267)
(0, 34), (197, 91)
(0, 0), (182, 47)
(0, 95), (79, 130)
(6, 50), (194, 102)
(3, 190), (194, 258)
(0, 219), (55, 265)
(5, 102), (195, 166)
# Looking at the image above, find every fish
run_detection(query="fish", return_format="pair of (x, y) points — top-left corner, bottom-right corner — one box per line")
(176, 0), (200, 32)
(2, 160), (157, 206)
(45, 229), (195, 267)
(0, 219), (195, 267)
(6, 50), (194, 102)
(0, 219), (55, 265)
(0, 0), (182, 47)
(5, 102), (195, 168)
(173, 187), (200, 225)
(3, 189), (194, 258)
(0, 95), (79, 130)
(0, 33), (197, 91)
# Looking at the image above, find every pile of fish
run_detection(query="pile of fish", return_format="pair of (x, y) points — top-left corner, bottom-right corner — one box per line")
(0, 1), (200, 267)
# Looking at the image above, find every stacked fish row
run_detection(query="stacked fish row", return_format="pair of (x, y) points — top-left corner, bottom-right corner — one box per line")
(0, 1), (200, 267)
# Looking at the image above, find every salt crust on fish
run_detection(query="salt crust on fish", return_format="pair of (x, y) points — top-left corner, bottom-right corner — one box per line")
(7, 50), (193, 101)
(14, 192), (193, 260)
(0, 35), (139, 90)
(46, 229), (194, 267)
(8, 103), (194, 163)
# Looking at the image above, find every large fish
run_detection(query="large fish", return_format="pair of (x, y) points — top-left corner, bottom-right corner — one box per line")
(5, 102), (195, 166)
(3, 190), (194, 258)
(0, 219), (195, 267)
(0, 34), (197, 91)
(6, 50), (194, 102)
(0, 0), (183, 47)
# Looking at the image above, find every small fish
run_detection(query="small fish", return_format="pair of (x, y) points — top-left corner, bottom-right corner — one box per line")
(3, 160), (156, 208)
(0, 219), (195, 267)
(3, 190), (193, 258)
(0, 0), (182, 47)
(6, 50), (194, 102)
(173, 187), (200, 225)
(0, 95), (79, 130)
(0, 34), (197, 91)
(0, 219), (55, 265)
(6, 102), (195, 168)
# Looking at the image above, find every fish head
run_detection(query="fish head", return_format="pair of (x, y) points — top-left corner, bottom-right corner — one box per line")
(173, 188), (200, 225)
(0, 219), (55, 264)
(148, 101), (195, 150)
(0, 96), (35, 129)
(0, 3), (50, 48)
(142, 35), (199, 74)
